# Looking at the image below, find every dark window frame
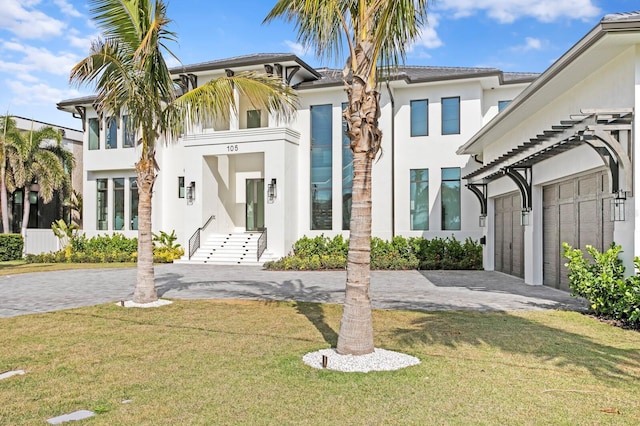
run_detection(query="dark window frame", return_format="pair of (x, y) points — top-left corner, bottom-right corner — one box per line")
(410, 99), (429, 137)
(441, 96), (460, 135)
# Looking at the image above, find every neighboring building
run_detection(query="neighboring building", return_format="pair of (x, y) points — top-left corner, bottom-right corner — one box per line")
(458, 11), (640, 290)
(57, 53), (535, 264)
(3, 116), (83, 233)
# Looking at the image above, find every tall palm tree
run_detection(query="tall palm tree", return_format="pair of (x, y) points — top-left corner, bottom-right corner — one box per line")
(266, 0), (430, 355)
(70, 0), (297, 304)
(4, 123), (67, 238)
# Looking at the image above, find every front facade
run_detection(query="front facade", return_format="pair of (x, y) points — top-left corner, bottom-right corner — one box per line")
(458, 12), (640, 290)
(58, 54), (534, 263)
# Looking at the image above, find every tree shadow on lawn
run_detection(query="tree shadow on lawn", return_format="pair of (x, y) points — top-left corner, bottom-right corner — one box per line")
(390, 310), (640, 384)
(155, 273), (340, 346)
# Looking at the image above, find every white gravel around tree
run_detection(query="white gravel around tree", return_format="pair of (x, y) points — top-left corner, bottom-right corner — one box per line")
(303, 348), (420, 373)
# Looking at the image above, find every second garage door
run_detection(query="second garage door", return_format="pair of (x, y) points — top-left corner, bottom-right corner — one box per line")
(543, 170), (614, 291)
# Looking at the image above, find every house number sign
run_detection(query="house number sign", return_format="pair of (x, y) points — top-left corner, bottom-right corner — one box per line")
(226, 144), (239, 152)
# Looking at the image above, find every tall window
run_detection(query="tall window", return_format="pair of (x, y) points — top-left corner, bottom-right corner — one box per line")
(88, 118), (99, 150)
(123, 115), (135, 148)
(97, 179), (108, 230)
(342, 102), (353, 230)
(113, 178), (125, 230)
(442, 97), (460, 135)
(441, 167), (461, 230)
(106, 117), (117, 149)
(130, 178), (138, 230)
(247, 110), (261, 128)
(178, 176), (185, 198)
(410, 99), (428, 137)
(410, 169), (429, 230)
(498, 100), (511, 112)
(310, 104), (332, 230)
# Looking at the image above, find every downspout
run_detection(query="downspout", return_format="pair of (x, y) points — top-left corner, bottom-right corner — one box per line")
(385, 79), (395, 238)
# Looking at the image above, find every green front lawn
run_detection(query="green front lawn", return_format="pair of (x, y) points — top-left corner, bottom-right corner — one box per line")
(0, 260), (136, 276)
(1, 301), (639, 424)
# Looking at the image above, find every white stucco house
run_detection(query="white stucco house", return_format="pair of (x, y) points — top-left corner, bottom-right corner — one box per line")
(57, 53), (535, 266)
(458, 11), (640, 291)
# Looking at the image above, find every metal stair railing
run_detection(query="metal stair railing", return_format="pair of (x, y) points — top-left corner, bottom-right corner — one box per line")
(188, 215), (215, 259)
(257, 228), (267, 261)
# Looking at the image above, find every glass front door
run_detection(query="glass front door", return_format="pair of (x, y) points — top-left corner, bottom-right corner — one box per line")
(246, 179), (264, 231)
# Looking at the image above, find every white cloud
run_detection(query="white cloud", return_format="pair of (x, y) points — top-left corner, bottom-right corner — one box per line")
(285, 40), (309, 56)
(1, 41), (79, 77)
(54, 0), (83, 18)
(0, 0), (66, 39)
(412, 14), (443, 49)
(511, 37), (544, 52)
(67, 29), (100, 51)
(436, 0), (601, 24)
(5, 79), (81, 107)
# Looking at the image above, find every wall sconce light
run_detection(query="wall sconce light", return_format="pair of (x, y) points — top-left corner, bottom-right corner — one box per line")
(267, 178), (277, 203)
(478, 214), (487, 228)
(521, 208), (531, 226)
(186, 181), (195, 205)
(611, 189), (627, 221)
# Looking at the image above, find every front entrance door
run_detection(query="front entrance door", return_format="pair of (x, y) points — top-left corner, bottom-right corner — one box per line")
(246, 179), (264, 231)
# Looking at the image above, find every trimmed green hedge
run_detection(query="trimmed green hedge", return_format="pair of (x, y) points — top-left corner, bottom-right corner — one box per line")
(0, 234), (23, 261)
(25, 232), (184, 264)
(264, 235), (483, 271)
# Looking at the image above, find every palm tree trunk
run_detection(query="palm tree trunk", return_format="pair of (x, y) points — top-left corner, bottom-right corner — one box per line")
(337, 150), (375, 355)
(133, 157), (158, 303)
(21, 187), (30, 252)
(0, 173), (8, 233)
(336, 65), (382, 355)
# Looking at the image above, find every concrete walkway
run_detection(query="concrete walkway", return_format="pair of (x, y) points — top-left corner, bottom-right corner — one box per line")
(0, 264), (586, 318)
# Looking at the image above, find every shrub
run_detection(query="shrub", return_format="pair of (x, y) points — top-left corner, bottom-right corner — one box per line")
(563, 242), (640, 326)
(0, 234), (23, 261)
(265, 235), (481, 271)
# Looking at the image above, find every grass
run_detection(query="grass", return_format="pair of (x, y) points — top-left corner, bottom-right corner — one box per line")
(1, 300), (639, 425)
(0, 260), (136, 276)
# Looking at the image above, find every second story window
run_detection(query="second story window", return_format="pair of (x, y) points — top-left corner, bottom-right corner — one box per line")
(247, 110), (261, 128)
(88, 118), (99, 150)
(123, 115), (135, 148)
(106, 117), (117, 149)
(410, 99), (428, 137)
(442, 97), (460, 135)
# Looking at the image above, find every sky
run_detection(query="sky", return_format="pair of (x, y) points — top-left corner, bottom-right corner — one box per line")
(0, 0), (637, 130)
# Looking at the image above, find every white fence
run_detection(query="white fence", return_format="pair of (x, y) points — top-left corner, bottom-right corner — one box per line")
(24, 229), (60, 254)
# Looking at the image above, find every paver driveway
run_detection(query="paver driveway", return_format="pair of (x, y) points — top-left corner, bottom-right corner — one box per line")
(0, 264), (586, 318)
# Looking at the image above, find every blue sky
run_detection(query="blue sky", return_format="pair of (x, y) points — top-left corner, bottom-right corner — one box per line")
(0, 0), (636, 130)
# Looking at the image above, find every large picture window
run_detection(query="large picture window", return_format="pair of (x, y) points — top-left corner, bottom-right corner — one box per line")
(442, 97), (460, 135)
(410, 169), (429, 230)
(410, 99), (428, 137)
(97, 179), (108, 230)
(342, 102), (353, 230)
(310, 104), (333, 230)
(88, 118), (99, 150)
(106, 117), (117, 149)
(441, 167), (461, 230)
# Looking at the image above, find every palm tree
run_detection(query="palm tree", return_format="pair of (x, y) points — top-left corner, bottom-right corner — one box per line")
(4, 123), (67, 238)
(266, 0), (430, 355)
(70, 0), (297, 304)
(0, 115), (18, 233)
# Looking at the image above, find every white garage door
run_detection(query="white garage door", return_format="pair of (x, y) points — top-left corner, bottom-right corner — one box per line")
(543, 170), (614, 291)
